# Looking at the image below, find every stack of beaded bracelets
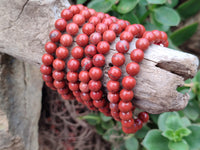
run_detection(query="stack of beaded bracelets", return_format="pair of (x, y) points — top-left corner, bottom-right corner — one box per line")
(40, 4), (169, 134)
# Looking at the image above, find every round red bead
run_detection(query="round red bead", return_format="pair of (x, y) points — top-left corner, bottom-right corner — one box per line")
(71, 46), (84, 59)
(116, 40), (129, 53)
(126, 62), (140, 76)
(66, 23), (79, 36)
(42, 53), (54, 66)
(107, 80), (120, 93)
(84, 44), (97, 58)
(138, 112), (149, 123)
(89, 67), (102, 81)
(120, 31), (134, 42)
(66, 71), (78, 83)
(60, 34), (73, 47)
(79, 82), (89, 93)
(119, 111), (133, 120)
(81, 92), (91, 101)
(88, 8), (96, 16)
(82, 23), (95, 36)
(89, 32), (102, 45)
(120, 89), (134, 102)
(96, 23), (108, 34)
(79, 71), (90, 83)
(136, 38), (150, 51)
(80, 9), (91, 20)
(142, 31), (156, 43)
(103, 30), (116, 43)
(68, 82), (79, 91)
(67, 59), (80, 72)
(89, 16), (101, 26)
(55, 18), (67, 31)
(49, 29), (61, 42)
(107, 92), (120, 103)
(125, 25), (139, 36)
(118, 101), (133, 112)
(122, 119), (134, 128)
(42, 74), (53, 82)
(95, 12), (105, 20)
(122, 76), (136, 90)
(93, 99), (106, 108)
(116, 19), (127, 30)
(61, 9), (73, 21)
(45, 42), (57, 54)
(52, 70), (65, 81)
(92, 54), (105, 67)
(40, 65), (52, 75)
(135, 119), (143, 130)
(81, 57), (93, 70)
(97, 41), (110, 54)
(53, 80), (65, 89)
(58, 87), (69, 95)
(90, 90), (103, 100)
(111, 53), (125, 67)
(109, 23), (122, 35)
(69, 5), (80, 15)
(56, 46), (69, 59)
(76, 34), (89, 47)
(102, 18), (113, 26)
(109, 103), (119, 112)
(53, 59), (65, 71)
(88, 80), (102, 92)
(108, 66), (122, 80)
(130, 49), (144, 63)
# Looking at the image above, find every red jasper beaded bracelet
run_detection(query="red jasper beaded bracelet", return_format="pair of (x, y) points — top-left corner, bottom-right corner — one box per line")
(40, 4), (169, 134)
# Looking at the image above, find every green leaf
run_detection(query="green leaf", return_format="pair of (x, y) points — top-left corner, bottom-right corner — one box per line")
(95, 124), (105, 135)
(168, 140), (189, 150)
(135, 125), (150, 139)
(125, 136), (139, 150)
(103, 128), (119, 141)
(147, 0), (166, 4)
(142, 130), (169, 150)
(177, 0), (200, 19)
(101, 120), (114, 130)
(81, 114), (101, 125)
(151, 13), (170, 31)
(166, 115), (184, 131)
(170, 23), (198, 46)
(166, 0), (179, 8)
(158, 112), (179, 131)
(153, 6), (180, 26)
(185, 125), (200, 150)
(162, 129), (175, 141)
(120, 12), (140, 24)
(77, 0), (87, 4)
(117, 0), (139, 14)
(183, 100), (200, 121)
(88, 0), (116, 12)
(100, 112), (112, 122)
(175, 128), (191, 138)
(181, 117), (191, 127)
(167, 38), (179, 50)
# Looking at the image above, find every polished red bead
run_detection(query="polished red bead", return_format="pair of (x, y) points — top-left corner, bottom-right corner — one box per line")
(111, 111), (120, 119)
(45, 42), (57, 54)
(84, 44), (97, 58)
(135, 119), (143, 130)
(42, 53), (54, 66)
(76, 97), (84, 103)
(120, 31), (134, 42)
(108, 66), (122, 80)
(61, 9), (73, 21)
(89, 16), (101, 26)
(66, 23), (79, 36)
(120, 89), (134, 102)
(89, 67), (102, 81)
(125, 21), (131, 26)
(130, 49), (144, 63)
(122, 126), (134, 134)
(80, 9), (91, 20)
(99, 104), (110, 113)
(138, 112), (149, 123)
(81, 57), (93, 70)
(109, 23), (122, 35)
(107, 92), (120, 103)
(52, 70), (65, 81)
(79, 71), (90, 83)
(92, 54), (105, 67)
(111, 53), (125, 67)
(116, 40), (129, 53)
(122, 76), (136, 90)
(67, 59), (80, 72)
(97, 41), (110, 54)
(136, 38), (150, 51)
(73, 90), (81, 98)
(53, 59), (65, 71)
(93, 99), (106, 108)
(119, 111), (133, 120)
(109, 16), (118, 23)
(95, 12), (105, 20)
(76, 34), (89, 47)
(90, 90), (103, 100)
(107, 80), (120, 93)
(58, 87), (69, 95)
(142, 31), (156, 43)
(49, 29), (61, 42)
(96, 23), (108, 34)
(82, 23), (95, 35)
(160, 31), (168, 42)
(79, 82), (89, 93)
(152, 30), (162, 43)
(69, 5), (80, 15)
(88, 8), (96, 16)
(118, 101), (133, 112)
(40, 65), (52, 75)
(121, 119), (134, 128)
(81, 92), (91, 101)
(125, 25), (139, 36)
(45, 81), (55, 88)
(109, 103), (119, 112)
(89, 32), (102, 45)
(60, 34), (73, 47)
(88, 80), (102, 91)
(56, 46), (69, 59)
(137, 24), (146, 37)
(53, 80), (65, 89)
(116, 19), (127, 30)
(68, 82), (79, 91)
(55, 18), (67, 31)
(66, 71), (78, 83)
(42, 74), (53, 82)
(126, 62), (140, 76)
(103, 30), (116, 43)
(163, 40), (169, 47)
(71, 46), (84, 59)
(77, 4), (85, 10)
(102, 18), (113, 26)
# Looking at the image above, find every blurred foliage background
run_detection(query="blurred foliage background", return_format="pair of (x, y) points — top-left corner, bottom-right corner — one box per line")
(75, 0), (200, 150)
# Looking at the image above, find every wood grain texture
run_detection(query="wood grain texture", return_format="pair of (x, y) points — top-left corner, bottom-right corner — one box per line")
(0, 0), (199, 114)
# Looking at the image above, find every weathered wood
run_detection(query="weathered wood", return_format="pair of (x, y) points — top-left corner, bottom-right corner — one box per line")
(0, 0), (199, 114)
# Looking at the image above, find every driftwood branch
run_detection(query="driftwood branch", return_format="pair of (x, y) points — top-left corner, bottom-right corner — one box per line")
(0, 0), (199, 114)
